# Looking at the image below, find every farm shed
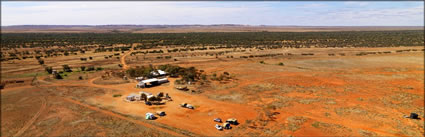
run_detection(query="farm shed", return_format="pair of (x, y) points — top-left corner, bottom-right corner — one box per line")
(136, 78), (159, 88)
(151, 69), (167, 76)
(135, 77), (144, 81)
(157, 78), (169, 84)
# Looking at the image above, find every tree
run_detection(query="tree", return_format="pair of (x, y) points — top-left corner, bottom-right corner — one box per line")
(86, 66), (95, 71)
(278, 62), (284, 66)
(96, 67), (104, 71)
(54, 73), (63, 79)
(38, 59), (44, 65)
(223, 72), (230, 75)
(200, 74), (207, 80)
(80, 66), (86, 71)
(62, 65), (72, 72)
(45, 67), (53, 74)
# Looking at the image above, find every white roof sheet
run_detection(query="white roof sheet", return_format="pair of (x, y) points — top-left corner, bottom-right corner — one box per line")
(141, 78), (158, 83)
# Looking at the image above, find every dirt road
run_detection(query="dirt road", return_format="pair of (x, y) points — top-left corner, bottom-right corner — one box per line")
(120, 44), (134, 70)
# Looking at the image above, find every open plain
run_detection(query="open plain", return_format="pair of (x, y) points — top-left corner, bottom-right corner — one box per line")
(1, 27), (424, 136)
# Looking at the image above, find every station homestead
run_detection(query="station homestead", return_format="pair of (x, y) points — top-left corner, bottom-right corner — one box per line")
(1, 27), (424, 136)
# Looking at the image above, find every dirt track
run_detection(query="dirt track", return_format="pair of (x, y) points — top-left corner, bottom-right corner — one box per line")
(120, 44), (134, 70)
(13, 97), (47, 137)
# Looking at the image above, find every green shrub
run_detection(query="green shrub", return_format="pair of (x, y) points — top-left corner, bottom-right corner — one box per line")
(113, 94), (122, 97)
(62, 65), (72, 72)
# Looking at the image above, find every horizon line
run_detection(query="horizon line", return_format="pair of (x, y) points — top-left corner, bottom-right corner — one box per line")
(2, 24), (424, 27)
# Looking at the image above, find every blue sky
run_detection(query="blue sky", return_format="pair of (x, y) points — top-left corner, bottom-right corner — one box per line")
(1, 2), (423, 26)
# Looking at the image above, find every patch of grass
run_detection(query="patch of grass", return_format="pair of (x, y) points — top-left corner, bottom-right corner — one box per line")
(286, 116), (309, 132)
(380, 91), (421, 109)
(207, 91), (245, 103)
(36, 117), (61, 127)
(310, 121), (353, 135)
(267, 95), (295, 109)
(324, 112), (331, 117)
(358, 129), (378, 137)
(334, 106), (368, 116)
(312, 122), (320, 128)
(298, 98), (321, 104)
(113, 94), (122, 97)
(243, 83), (276, 93)
(2, 71), (49, 79)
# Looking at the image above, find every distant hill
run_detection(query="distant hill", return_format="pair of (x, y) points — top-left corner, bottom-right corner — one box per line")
(1, 25), (423, 33)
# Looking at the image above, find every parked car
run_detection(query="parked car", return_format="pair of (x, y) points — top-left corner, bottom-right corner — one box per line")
(214, 118), (222, 123)
(186, 104), (194, 109)
(157, 111), (166, 116)
(215, 124), (223, 130)
(226, 118), (238, 125)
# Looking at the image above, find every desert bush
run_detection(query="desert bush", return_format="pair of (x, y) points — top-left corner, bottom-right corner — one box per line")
(80, 66), (86, 71)
(37, 59), (45, 65)
(113, 94), (122, 97)
(223, 72), (230, 75)
(278, 62), (284, 66)
(96, 67), (104, 71)
(45, 67), (53, 74)
(200, 74), (207, 80)
(54, 73), (63, 79)
(62, 65), (72, 72)
(86, 66), (95, 71)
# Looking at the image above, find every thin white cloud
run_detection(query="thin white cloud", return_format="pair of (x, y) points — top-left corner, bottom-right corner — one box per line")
(1, 2), (423, 26)
(1, 2), (274, 25)
(344, 2), (370, 6)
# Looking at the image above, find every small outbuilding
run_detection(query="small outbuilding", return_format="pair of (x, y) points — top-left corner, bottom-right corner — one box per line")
(126, 93), (139, 101)
(126, 95), (135, 101)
